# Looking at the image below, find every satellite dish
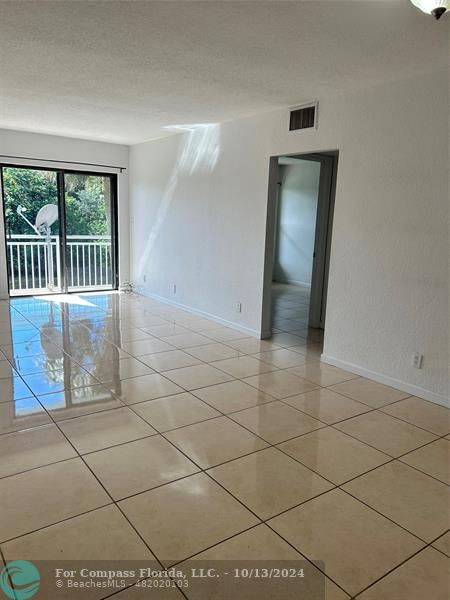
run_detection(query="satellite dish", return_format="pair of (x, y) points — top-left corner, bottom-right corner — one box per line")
(35, 204), (58, 231)
(15, 203), (60, 291)
(33, 204), (59, 291)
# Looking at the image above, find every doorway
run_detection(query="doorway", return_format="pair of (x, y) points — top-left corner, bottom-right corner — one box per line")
(261, 151), (338, 343)
(1, 165), (118, 296)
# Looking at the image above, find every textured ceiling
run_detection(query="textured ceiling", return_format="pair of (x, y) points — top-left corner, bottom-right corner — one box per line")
(0, 0), (447, 144)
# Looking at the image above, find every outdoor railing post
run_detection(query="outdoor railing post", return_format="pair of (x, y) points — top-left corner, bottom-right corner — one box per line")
(6, 234), (112, 295)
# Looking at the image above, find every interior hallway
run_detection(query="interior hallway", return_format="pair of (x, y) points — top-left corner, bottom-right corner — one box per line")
(271, 282), (323, 336)
(0, 292), (448, 599)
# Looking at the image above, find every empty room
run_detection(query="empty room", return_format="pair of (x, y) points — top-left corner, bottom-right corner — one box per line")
(0, 1), (448, 599)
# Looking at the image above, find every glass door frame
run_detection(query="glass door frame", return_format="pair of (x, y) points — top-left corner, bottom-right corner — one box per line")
(1, 163), (119, 296)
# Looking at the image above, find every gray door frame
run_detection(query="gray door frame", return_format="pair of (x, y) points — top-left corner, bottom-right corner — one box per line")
(260, 150), (338, 338)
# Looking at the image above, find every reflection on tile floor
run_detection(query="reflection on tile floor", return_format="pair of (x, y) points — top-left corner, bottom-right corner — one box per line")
(0, 289), (448, 599)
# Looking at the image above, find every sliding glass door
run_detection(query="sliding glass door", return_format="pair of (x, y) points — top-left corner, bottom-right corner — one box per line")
(64, 173), (115, 292)
(2, 167), (62, 295)
(1, 165), (118, 296)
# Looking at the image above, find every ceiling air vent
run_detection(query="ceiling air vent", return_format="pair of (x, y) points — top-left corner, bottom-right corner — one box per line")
(289, 102), (318, 131)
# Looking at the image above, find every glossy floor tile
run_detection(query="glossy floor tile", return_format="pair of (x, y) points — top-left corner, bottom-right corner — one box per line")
(0, 377), (34, 402)
(110, 373), (184, 404)
(184, 342), (240, 362)
(202, 327), (248, 342)
(357, 547), (449, 600)
(399, 437), (450, 484)
(2, 504), (153, 560)
(283, 388), (371, 424)
(119, 472), (259, 565)
(0, 398), (51, 434)
(2, 505), (156, 600)
(1, 339), (60, 360)
(287, 362), (359, 387)
(243, 370), (318, 399)
(120, 338), (175, 355)
(163, 363), (234, 390)
(269, 332), (306, 347)
(268, 489), (423, 597)
(328, 378), (410, 408)
(0, 361), (18, 380)
(131, 391), (220, 432)
(22, 368), (100, 395)
(86, 356), (155, 382)
(278, 427), (390, 484)
(224, 338), (280, 354)
(343, 461), (449, 541)
(208, 447), (332, 519)
(192, 379), (274, 413)
(37, 386), (124, 421)
(432, 532), (450, 557)
(58, 406), (157, 453)
(84, 435), (199, 500)
(335, 410), (437, 457)
(11, 354), (83, 376)
(0, 424), (76, 478)
(254, 348), (312, 369)
(230, 400), (324, 444)
(381, 395), (450, 436)
(212, 355), (276, 378)
(165, 416), (268, 468)
(181, 524), (349, 599)
(0, 458), (110, 541)
(0, 291), (447, 599)
(139, 349), (201, 371)
(160, 332), (213, 349)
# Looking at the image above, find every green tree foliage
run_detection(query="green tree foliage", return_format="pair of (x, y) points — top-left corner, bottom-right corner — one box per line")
(65, 174), (110, 236)
(3, 168), (58, 234)
(3, 168), (110, 236)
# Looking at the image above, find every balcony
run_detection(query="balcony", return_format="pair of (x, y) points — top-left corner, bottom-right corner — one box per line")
(7, 234), (113, 296)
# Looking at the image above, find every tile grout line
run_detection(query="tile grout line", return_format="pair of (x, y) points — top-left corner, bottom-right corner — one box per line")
(4, 379), (192, 600)
(1, 355), (277, 592)
(4, 368), (447, 494)
(350, 532), (450, 598)
(1, 365), (447, 505)
(115, 392), (355, 595)
(0, 391), (169, 565)
(3, 294), (448, 598)
(5, 303), (444, 438)
(121, 391), (446, 589)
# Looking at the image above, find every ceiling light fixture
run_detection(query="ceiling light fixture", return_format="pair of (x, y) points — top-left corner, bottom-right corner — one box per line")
(410, 0), (449, 19)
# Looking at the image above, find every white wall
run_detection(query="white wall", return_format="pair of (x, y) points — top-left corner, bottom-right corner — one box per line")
(0, 129), (129, 297)
(274, 161), (320, 286)
(129, 122), (268, 336)
(129, 67), (449, 405)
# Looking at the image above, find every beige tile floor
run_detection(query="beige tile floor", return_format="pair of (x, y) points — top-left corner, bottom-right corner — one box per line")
(0, 287), (447, 599)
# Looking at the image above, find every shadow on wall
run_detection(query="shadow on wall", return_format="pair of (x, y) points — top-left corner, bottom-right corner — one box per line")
(137, 123), (221, 279)
(274, 225), (312, 283)
(273, 264), (289, 283)
(273, 160), (320, 286)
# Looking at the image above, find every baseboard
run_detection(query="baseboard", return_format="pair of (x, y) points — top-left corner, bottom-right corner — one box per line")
(321, 354), (449, 408)
(134, 286), (260, 338)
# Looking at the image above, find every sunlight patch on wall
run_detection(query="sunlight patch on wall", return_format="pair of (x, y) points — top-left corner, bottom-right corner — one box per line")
(137, 123), (221, 278)
(167, 123), (221, 175)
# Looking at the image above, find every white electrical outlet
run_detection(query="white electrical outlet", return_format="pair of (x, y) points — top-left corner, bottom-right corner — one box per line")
(412, 352), (423, 369)
(172, 284), (177, 294)
(235, 302), (242, 313)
